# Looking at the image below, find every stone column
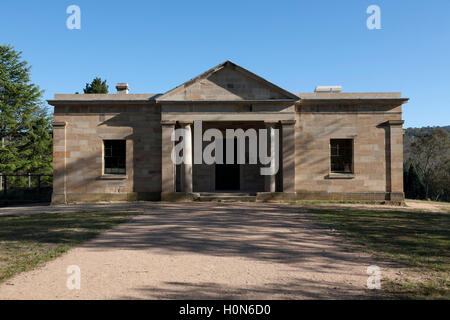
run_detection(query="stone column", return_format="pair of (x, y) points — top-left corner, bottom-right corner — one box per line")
(386, 120), (404, 202)
(52, 121), (67, 204)
(264, 121), (277, 193)
(161, 121), (176, 196)
(281, 120), (296, 192)
(181, 122), (193, 193)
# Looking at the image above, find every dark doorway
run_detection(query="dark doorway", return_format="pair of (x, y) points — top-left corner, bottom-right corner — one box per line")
(215, 138), (240, 191)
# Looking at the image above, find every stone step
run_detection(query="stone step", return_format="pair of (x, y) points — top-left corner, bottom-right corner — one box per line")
(198, 192), (257, 197)
(196, 194), (256, 202)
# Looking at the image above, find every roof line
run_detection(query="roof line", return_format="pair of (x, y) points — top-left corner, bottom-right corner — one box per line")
(157, 60), (299, 101)
(47, 99), (158, 106)
(298, 98), (409, 105)
(159, 99), (297, 104)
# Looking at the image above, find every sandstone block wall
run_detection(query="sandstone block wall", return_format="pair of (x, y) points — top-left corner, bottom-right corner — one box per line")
(294, 103), (404, 200)
(52, 101), (404, 203)
(53, 104), (161, 203)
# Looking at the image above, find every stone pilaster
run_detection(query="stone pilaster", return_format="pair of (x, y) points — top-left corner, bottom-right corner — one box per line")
(386, 120), (404, 201)
(264, 121), (277, 193)
(52, 122), (67, 204)
(281, 120), (296, 192)
(181, 121), (193, 193)
(161, 121), (176, 196)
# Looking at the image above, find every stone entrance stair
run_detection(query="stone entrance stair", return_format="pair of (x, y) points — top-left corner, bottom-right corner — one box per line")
(196, 192), (257, 202)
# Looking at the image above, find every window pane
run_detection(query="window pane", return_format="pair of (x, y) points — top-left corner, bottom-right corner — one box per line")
(330, 139), (353, 173)
(104, 140), (126, 175)
(330, 145), (338, 156)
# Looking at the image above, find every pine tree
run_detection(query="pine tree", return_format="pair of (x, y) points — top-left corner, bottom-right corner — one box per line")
(405, 164), (425, 199)
(0, 44), (52, 178)
(403, 165), (410, 197)
(83, 77), (108, 93)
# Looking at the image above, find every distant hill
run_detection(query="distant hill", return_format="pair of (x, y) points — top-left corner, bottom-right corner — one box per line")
(404, 126), (449, 158)
(404, 125), (450, 138)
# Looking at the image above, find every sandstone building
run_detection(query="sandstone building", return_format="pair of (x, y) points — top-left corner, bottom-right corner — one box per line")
(48, 61), (408, 203)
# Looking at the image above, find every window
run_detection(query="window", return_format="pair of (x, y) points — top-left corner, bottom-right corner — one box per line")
(104, 140), (126, 175)
(330, 139), (353, 173)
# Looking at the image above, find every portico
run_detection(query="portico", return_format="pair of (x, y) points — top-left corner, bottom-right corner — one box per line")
(156, 60), (299, 201)
(159, 118), (296, 201)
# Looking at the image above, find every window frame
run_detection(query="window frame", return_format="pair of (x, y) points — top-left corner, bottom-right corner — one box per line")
(103, 139), (127, 175)
(329, 138), (354, 175)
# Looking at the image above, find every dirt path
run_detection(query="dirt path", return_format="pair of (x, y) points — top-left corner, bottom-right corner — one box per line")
(0, 202), (399, 299)
(404, 200), (449, 213)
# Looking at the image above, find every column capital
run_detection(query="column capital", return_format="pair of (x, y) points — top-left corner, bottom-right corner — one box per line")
(52, 121), (67, 128)
(178, 120), (194, 125)
(161, 120), (176, 126)
(280, 120), (296, 126)
(386, 120), (404, 127)
(264, 120), (278, 127)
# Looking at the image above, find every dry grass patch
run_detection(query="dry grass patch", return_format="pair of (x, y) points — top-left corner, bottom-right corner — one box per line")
(0, 211), (135, 282)
(310, 206), (450, 299)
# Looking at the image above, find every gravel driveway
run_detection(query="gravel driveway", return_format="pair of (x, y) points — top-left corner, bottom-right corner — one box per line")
(0, 202), (393, 299)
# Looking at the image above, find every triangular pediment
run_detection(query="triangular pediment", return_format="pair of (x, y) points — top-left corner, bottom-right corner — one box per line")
(157, 61), (299, 102)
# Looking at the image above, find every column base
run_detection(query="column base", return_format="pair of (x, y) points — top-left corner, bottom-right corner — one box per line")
(388, 192), (405, 202)
(51, 193), (67, 205)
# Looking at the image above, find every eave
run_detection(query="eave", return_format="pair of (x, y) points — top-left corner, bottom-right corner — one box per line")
(47, 99), (157, 106)
(297, 98), (409, 106)
(156, 99), (299, 104)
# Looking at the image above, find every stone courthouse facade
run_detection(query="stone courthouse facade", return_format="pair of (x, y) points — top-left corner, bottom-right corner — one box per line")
(48, 61), (408, 204)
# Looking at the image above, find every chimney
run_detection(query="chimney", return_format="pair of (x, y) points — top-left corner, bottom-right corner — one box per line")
(116, 83), (130, 94)
(315, 86), (342, 93)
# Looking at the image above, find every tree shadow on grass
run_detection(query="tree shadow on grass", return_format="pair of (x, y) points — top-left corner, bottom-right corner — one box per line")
(0, 210), (136, 282)
(0, 211), (136, 245)
(308, 207), (450, 271)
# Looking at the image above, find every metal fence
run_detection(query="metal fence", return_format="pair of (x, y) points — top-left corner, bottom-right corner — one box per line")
(0, 174), (53, 203)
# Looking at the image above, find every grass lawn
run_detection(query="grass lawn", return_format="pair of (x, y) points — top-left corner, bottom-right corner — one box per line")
(310, 206), (450, 299)
(0, 211), (135, 283)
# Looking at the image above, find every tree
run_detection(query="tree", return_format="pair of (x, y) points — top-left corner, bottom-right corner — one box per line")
(408, 127), (450, 200)
(404, 163), (425, 200)
(429, 157), (450, 201)
(0, 44), (52, 177)
(83, 77), (108, 94)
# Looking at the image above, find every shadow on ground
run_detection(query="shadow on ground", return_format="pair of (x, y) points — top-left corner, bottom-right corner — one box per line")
(122, 279), (378, 300)
(84, 203), (375, 267)
(0, 202), (394, 299)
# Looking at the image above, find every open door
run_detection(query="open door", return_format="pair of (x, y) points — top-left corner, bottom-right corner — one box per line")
(215, 138), (240, 191)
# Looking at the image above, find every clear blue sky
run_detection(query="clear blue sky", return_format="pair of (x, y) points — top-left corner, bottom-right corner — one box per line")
(1, 0), (449, 128)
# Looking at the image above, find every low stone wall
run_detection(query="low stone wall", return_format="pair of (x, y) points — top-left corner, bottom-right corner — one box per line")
(52, 191), (404, 205)
(52, 192), (160, 204)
